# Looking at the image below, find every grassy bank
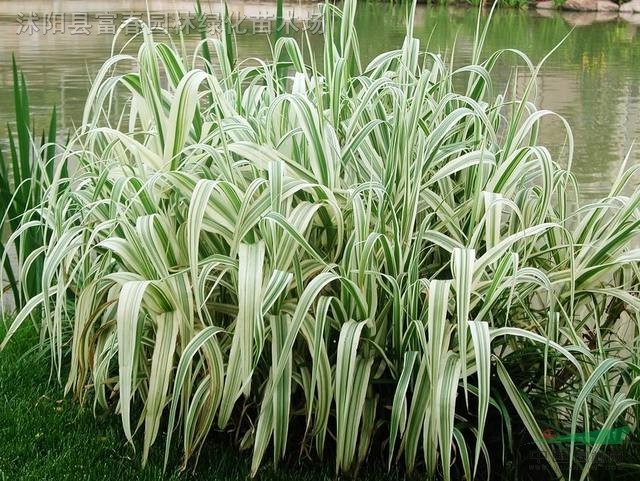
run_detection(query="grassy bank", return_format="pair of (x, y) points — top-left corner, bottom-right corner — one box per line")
(0, 323), (402, 481)
(3, 323), (640, 480)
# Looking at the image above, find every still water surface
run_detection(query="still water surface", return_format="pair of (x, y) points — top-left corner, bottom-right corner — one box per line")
(1, 1), (639, 197)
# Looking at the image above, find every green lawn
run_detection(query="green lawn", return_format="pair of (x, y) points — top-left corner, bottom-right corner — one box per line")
(0, 323), (402, 481)
(3, 322), (640, 481)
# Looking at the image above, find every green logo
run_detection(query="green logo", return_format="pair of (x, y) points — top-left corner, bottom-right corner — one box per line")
(536, 427), (631, 445)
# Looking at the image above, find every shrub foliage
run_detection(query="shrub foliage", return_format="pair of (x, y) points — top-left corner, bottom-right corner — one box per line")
(3, 2), (640, 479)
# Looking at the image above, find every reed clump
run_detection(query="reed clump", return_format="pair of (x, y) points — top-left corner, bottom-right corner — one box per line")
(3, 2), (640, 479)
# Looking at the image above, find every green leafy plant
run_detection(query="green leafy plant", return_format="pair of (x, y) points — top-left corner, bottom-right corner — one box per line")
(0, 58), (66, 310)
(2, 1), (640, 480)
(500, 0), (530, 8)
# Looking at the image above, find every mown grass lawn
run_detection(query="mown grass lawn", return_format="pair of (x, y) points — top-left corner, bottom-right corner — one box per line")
(3, 326), (640, 481)
(0, 322), (401, 481)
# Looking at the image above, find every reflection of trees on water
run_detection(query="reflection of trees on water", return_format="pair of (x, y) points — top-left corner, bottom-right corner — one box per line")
(355, 6), (640, 197)
(0, 3), (638, 197)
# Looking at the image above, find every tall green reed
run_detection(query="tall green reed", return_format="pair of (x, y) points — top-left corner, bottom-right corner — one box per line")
(0, 58), (66, 310)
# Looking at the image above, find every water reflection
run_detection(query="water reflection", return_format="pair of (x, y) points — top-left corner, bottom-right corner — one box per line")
(0, 2), (639, 197)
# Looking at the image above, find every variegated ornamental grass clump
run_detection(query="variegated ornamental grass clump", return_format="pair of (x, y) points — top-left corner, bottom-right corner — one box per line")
(3, 1), (640, 479)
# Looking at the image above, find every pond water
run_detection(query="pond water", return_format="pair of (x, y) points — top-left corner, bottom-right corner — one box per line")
(1, 1), (639, 198)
